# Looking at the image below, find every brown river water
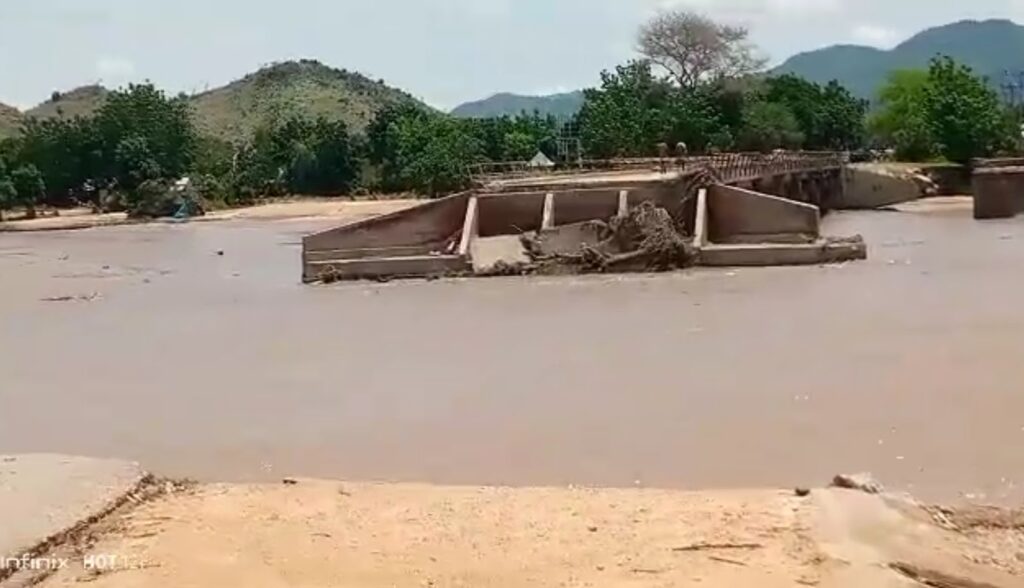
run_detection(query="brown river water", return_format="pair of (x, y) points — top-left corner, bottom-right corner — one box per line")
(2, 200), (1024, 503)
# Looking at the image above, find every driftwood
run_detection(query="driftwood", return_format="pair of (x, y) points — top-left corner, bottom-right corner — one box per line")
(890, 562), (1009, 588)
(672, 542), (763, 553)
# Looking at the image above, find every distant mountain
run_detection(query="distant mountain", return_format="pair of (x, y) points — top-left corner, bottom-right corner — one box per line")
(774, 19), (1024, 99)
(451, 91), (584, 119)
(191, 59), (431, 141)
(27, 85), (110, 121)
(0, 103), (23, 139)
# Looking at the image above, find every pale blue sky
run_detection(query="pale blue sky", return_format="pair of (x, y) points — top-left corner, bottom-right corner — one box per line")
(1, 0), (1022, 110)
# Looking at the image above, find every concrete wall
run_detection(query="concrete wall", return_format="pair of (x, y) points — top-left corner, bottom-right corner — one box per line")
(477, 192), (547, 237)
(973, 167), (1024, 219)
(626, 182), (688, 213)
(303, 192), (471, 252)
(707, 184), (820, 244)
(552, 189), (621, 226)
(735, 170), (842, 212)
(474, 183), (688, 237)
(840, 166), (926, 209)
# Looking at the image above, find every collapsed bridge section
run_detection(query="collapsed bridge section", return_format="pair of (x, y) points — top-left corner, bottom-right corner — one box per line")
(302, 152), (866, 283)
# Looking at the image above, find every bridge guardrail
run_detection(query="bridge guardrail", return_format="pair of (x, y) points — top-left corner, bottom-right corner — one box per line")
(471, 152), (846, 185)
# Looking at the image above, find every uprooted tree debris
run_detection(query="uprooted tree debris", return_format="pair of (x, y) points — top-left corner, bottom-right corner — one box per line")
(489, 201), (697, 277)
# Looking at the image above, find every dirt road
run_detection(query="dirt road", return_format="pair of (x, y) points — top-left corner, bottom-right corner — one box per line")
(2, 197), (1024, 503)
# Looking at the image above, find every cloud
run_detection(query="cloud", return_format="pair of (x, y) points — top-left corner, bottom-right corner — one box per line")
(850, 24), (901, 47)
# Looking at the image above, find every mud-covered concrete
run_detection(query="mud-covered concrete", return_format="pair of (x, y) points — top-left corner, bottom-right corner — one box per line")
(841, 164), (938, 209)
(2, 205), (1024, 504)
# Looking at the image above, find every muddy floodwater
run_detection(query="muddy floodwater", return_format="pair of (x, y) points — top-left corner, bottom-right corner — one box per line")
(3, 199), (1024, 503)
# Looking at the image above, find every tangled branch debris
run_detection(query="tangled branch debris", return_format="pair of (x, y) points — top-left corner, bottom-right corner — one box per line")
(520, 201), (697, 275)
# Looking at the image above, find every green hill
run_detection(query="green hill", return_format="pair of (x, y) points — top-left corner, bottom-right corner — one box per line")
(8, 61), (428, 142)
(27, 85), (110, 121)
(0, 103), (23, 139)
(191, 59), (432, 141)
(451, 91), (584, 119)
(774, 19), (1024, 99)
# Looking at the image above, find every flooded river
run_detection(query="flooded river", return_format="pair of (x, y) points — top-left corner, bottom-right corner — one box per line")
(2, 200), (1024, 503)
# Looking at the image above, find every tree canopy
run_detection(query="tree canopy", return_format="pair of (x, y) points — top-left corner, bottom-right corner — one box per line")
(869, 57), (1013, 162)
(637, 10), (765, 89)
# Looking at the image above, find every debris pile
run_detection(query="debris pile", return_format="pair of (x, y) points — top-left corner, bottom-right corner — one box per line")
(519, 202), (696, 275)
(831, 472), (885, 495)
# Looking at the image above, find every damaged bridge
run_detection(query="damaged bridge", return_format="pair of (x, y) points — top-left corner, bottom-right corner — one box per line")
(302, 152), (867, 283)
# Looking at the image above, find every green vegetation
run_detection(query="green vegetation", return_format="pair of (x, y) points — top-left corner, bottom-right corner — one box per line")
(368, 105), (557, 196)
(576, 61), (866, 157)
(870, 58), (1012, 163)
(924, 57), (1010, 163)
(0, 160), (17, 220)
(869, 70), (936, 161)
(1, 83), (198, 217)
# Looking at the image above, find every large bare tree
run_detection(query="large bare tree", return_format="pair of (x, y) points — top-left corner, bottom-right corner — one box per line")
(638, 11), (766, 89)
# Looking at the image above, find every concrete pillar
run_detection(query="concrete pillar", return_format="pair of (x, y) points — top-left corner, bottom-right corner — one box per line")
(542, 193), (555, 230)
(458, 197), (480, 257)
(973, 167), (1024, 219)
(802, 176), (820, 208)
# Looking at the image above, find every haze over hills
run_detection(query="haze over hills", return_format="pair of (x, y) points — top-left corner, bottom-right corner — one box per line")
(0, 60), (430, 142)
(774, 19), (1024, 99)
(450, 91), (585, 119)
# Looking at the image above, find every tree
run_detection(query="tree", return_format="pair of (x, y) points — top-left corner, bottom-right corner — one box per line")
(10, 83), (198, 208)
(114, 136), (162, 190)
(924, 57), (1006, 163)
(94, 83), (197, 186)
(762, 75), (866, 150)
(637, 10), (765, 89)
(0, 160), (15, 221)
(11, 164), (45, 219)
(367, 106), (483, 195)
(737, 101), (804, 152)
(394, 117), (482, 196)
(225, 114), (359, 200)
(16, 116), (104, 205)
(869, 70), (938, 160)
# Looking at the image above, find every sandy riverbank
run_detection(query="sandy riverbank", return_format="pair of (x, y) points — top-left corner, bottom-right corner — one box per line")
(8, 478), (1022, 588)
(0, 198), (419, 232)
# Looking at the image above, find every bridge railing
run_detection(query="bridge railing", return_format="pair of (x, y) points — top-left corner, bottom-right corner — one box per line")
(471, 152), (846, 185)
(683, 152), (846, 183)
